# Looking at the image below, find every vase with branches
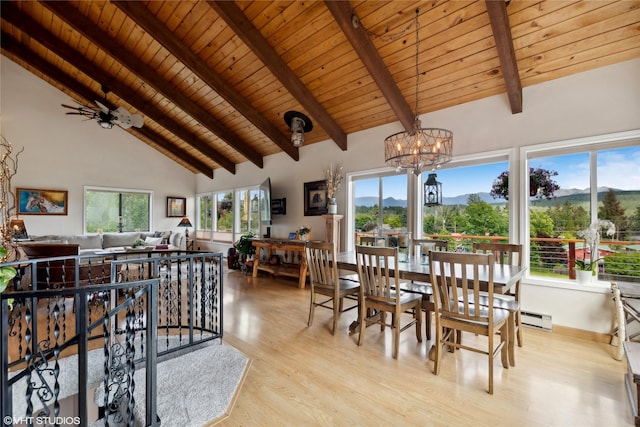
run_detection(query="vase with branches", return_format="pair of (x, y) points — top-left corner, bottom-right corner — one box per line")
(324, 162), (343, 214)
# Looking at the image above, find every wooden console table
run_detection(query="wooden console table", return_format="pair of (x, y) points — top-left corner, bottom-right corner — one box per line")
(251, 238), (308, 288)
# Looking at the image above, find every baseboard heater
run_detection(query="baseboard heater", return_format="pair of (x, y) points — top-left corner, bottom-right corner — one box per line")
(521, 311), (552, 331)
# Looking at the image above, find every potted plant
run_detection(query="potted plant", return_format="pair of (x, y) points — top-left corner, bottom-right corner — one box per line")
(234, 231), (256, 261)
(574, 220), (616, 283)
(298, 226), (311, 241)
(0, 246), (17, 310)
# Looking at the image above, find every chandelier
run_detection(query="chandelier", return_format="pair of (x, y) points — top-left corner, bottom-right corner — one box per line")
(384, 9), (453, 176)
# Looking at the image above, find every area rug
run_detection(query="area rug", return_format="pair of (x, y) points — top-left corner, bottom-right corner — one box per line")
(10, 339), (250, 426)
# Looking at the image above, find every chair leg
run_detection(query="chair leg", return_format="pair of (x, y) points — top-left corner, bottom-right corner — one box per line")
(516, 310), (523, 347)
(308, 293), (315, 327)
(488, 331), (494, 395)
(393, 316), (400, 359)
(500, 323), (509, 369)
(357, 301), (366, 347)
(415, 308), (422, 343)
(332, 297), (339, 335)
(433, 324), (442, 375)
(507, 311), (516, 367)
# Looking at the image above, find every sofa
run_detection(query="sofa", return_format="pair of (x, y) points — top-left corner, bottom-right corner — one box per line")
(27, 231), (186, 255)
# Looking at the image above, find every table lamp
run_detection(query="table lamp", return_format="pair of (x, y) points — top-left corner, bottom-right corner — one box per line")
(177, 217), (192, 239)
(10, 218), (28, 240)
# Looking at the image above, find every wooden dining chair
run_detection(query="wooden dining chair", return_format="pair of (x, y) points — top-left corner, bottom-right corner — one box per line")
(429, 251), (509, 394)
(355, 245), (422, 359)
(409, 239), (448, 341)
(359, 236), (377, 246)
(413, 239), (448, 258)
(306, 241), (360, 335)
(473, 242), (523, 366)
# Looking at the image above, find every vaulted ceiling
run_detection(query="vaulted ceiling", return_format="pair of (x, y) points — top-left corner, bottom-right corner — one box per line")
(2, 1), (639, 178)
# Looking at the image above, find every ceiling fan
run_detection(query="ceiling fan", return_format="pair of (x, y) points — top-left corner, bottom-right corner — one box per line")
(61, 85), (143, 130)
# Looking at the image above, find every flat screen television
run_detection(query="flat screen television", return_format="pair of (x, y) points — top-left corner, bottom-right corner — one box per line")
(259, 177), (272, 225)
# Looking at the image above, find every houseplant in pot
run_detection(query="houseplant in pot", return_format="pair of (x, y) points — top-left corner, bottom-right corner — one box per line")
(298, 226), (311, 241)
(234, 231), (256, 262)
(574, 220), (616, 283)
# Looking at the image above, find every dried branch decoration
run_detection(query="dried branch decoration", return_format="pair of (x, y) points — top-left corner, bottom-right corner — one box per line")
(1, 135), (24, 261)
(324, 162), (344, 199)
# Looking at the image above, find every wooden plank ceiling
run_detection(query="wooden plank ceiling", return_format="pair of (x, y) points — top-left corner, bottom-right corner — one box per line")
(2, 1), (639, 178)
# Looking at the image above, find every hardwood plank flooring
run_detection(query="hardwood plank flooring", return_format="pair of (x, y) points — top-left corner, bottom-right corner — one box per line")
(211, 270), (631, 427)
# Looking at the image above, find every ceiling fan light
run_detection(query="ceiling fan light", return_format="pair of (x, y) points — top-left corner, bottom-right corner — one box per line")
(99, 120), (113, 129)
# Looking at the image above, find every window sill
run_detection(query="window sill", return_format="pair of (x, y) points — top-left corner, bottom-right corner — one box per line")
(523, 275), (611, 294)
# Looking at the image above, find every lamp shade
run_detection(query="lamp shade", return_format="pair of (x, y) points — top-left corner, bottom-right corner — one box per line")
(10, 218), (28, 239)
(177, 217), (192, 228)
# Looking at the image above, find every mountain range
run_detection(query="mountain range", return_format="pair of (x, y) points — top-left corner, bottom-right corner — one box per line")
(355, 187), (630, 207)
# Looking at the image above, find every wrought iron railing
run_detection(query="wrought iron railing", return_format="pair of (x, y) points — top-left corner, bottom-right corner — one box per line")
(355, 232), (640, 282)
(1, 250), (223, 426)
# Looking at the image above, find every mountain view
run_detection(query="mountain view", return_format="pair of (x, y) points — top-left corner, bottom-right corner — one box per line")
(355, 188), (640, 211)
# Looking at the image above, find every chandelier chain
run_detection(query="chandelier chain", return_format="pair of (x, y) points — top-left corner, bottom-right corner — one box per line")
(351, 10), (415, 43)
(414, 8), (420, 120)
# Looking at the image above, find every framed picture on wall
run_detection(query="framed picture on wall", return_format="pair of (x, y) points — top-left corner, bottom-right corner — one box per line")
(16, 188), (68, 215)
(304, 180), (328, 216)
(167, 197), (186, 217)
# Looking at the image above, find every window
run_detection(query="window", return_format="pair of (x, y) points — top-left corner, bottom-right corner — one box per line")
(352, 172), (409, 245)
(85, 187), (151, 233)
(195, 184), (265, 243)
(421, 159), (510, 251)
(524, 135), (640, 282)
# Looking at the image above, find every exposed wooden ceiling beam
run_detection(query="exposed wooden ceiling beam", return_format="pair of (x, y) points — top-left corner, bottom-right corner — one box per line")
(41, 1), (264, 168)
(0, 31), (215, 178)
(324, 0), (414, 132)
(208, 1), (348, 151)
(40, 1), (263, 169)
(111, 0), (300, 161)
(1, 1), (236, 174)
(485, 0), (523, 114)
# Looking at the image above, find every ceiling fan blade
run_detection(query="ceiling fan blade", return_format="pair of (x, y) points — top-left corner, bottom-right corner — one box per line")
(130, 114), (144, 129)
(95, 100), (109, 114)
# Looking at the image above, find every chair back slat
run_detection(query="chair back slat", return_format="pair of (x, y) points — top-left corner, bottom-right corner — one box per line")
(355, 245), (399, 304)
(473, 242), (522, 267)
(306, 241), (338, 290)
(430, 251), (495, 323)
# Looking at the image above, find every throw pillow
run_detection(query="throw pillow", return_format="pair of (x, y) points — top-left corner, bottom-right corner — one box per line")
(144, 236), (163, 246)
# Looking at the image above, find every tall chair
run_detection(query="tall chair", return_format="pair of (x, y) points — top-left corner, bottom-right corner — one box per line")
(410, 238), (448, 340)
(473, 242), (523, 366)
(429, 251), (509, 394)
(355, 245), (422, 359)
(306, 241), (360, 335)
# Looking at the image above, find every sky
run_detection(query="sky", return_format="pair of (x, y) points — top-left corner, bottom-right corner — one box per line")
(355, 145), (640, 199)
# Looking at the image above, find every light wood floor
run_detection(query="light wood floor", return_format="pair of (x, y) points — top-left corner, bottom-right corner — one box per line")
(211, 270), (632, 427)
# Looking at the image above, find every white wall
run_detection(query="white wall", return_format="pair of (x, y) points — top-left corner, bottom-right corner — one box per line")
(0, 57), (197, 236)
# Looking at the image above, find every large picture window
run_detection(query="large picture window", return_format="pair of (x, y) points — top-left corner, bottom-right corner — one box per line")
(524, 139), (640, 283)
(85, 187), (151, 233)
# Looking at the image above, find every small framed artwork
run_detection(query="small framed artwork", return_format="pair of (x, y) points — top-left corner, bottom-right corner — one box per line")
(288, 232), (297, 240)
(304, 180), (328, 216)
(167, 197), (186, 217)
(16, 188), (68, 215)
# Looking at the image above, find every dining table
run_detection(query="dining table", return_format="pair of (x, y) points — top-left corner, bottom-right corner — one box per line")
(334, 250), (528, 364)
(335, 251), (527, 295)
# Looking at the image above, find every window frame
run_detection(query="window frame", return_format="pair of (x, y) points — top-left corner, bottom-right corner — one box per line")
(520, 129), (640, 289)
(84, 186), (153, 233)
